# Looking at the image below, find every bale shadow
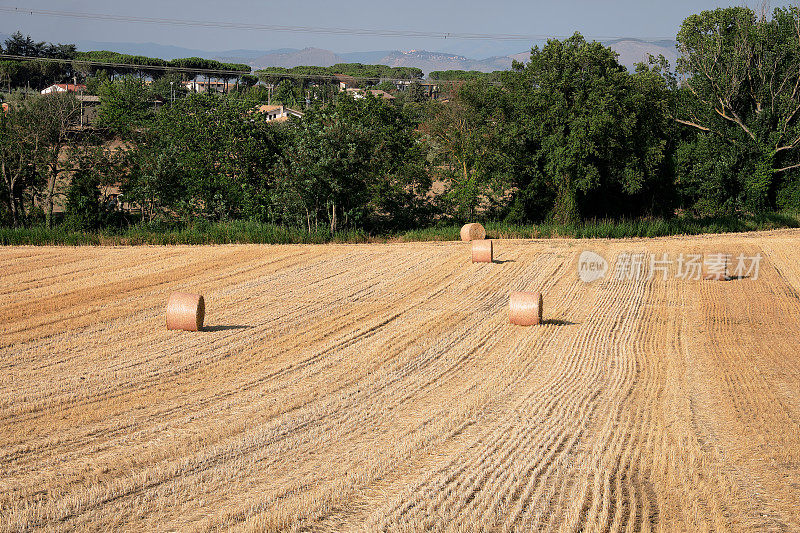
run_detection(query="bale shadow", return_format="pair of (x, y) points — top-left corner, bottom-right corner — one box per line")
(542, 319), (577, 326)
(493, 259), (517, 264)
(727, 275), (750, 281)
(202, 325), (252, 332)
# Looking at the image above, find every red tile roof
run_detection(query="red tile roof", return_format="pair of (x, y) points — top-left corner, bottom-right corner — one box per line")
(43, 83), (87, 93)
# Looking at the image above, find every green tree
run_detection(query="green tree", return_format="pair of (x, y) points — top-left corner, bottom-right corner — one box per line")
(505, 33), (672, 223)
(125, 92), (285, 222)
(3, 32), (42, 57)
(280, 94), (429, 232)
(405, 81), (428, 103)
(64, 144), (124, 230)
(63, 164), (104, 231)
(239, 74), (258, 88)
(0, 92), (81, 227)
(274, 79), (300, 107)
(373, 81), (396, 93)
(2, 32), (77, 90)
(0, 94), (43, 226)
(37, 92), (82, 227)
(124, 144), (180, 223)
(675, 133), (741, 215)
(97, 77), (153, 134)
(148, 73), (187, 103)
(428, 70), (485, 81)
(676, 6), (800, 212)
(421, 79), (509, 221)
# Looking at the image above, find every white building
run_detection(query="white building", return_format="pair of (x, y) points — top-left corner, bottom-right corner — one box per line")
(254, 104), (304, 122)
(41, 83), (87, 95)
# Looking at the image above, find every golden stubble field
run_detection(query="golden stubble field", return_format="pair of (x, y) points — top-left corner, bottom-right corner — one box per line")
(1, 231), (800, 532)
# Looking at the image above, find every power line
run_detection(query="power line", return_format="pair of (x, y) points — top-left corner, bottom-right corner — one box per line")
(0, 6), (674, 42)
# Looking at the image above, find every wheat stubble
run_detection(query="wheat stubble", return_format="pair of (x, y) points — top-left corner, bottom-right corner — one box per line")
(2, 233), (800, 531)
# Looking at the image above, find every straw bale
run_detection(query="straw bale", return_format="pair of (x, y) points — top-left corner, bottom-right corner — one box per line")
(460, 223), (486, 242)
(472, 239), (493, 263)
(509, 291), (543, 326)
(166, 292), (205, 331)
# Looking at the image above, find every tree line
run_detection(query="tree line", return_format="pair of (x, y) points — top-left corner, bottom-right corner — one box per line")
(0, 31), (79, 91)
(0, 31), (252, 91)
(257, 64), (424, 83)
(2, 5), (800, 233)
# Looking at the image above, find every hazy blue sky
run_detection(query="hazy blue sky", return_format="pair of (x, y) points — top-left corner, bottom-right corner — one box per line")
(0, 0), (790, 57)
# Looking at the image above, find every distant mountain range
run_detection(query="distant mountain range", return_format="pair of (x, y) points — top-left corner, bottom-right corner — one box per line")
(233, 47), (525, 73)
(0, 34), (678, 74)
(605, 39), (678, 71)
(239, 40), (678, 73)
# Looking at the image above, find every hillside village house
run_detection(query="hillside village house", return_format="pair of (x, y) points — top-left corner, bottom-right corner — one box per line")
(394, 80), (439, 98)
(335, 74), (359, 91)
(39, 84), (98, 125)
(182, 79), (232, 93)
(335, 75), (436, 99)
(254, 104), (304, 122)
(343, 88), (395, 101)
(41, 83), (87, 95)
(76, 95), (101, 126)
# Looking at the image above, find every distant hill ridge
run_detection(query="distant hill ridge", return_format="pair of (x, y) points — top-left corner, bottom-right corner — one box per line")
(235, 41), (677, 74)
(0, 35), (678, 74)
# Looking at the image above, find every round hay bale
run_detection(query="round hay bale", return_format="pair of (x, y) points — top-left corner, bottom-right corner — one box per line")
(460, 223), (486, 242)
(166, 292), (205, 331)
(472, 239), (493, 263)
(509, 291), (543, 326)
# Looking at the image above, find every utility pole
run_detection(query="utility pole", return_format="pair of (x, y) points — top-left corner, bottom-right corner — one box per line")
(74, 75), (83, 127)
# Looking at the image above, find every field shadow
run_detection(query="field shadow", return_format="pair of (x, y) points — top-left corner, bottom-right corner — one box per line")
(543, 319), (577, 326)
(493, 259), (516, 264)
(202, 325), (252, 332)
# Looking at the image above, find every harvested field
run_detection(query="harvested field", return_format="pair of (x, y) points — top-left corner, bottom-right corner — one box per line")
(2, 230), (800, 532)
